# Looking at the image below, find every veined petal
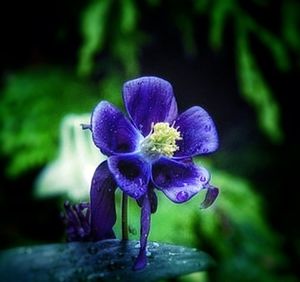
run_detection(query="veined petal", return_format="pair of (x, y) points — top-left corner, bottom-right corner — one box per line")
(123, 76), (178, 136)
(174, 106), (218, 157)
(108, 154), (151, 199)
(133, 193), (151, 271)
(91, 101), (142, 155)
(152, 158), (209, 203)
(90, 161), (117, 241)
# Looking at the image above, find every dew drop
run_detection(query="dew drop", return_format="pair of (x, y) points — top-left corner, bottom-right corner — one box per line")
(87, 245), (99, 255)
(176, 191), (189, 202)
(146, 249), (152, 257)
(152, 242), (159, 248)
(24, 247), (32, 255)
(200, 176), (207, 182)
(204, 124), (211, 132)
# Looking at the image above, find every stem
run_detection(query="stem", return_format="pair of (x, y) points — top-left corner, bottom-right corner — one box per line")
(121, 193), (128, 240)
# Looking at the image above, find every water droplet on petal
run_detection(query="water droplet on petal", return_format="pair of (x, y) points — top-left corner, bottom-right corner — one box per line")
(176, 191), (189, 202)
(204, 124), (211, 132)
(139, 178), (143, 185)
(200, 176), (206, 183)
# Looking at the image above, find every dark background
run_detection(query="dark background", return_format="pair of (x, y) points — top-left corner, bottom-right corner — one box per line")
(0, 0), (299, 281)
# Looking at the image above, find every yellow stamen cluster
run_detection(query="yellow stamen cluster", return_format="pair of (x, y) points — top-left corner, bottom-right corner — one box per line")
(141, 122), (182, 158)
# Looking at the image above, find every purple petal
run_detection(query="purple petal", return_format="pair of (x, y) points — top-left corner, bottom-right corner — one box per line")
(136, 184), (158, 214)
(91, 101), (142, 155)
(152, 158), (209, 203)
(133, 193), (151, 271)
(108, 154), (151, 199)
(174, 106), (218, 157)
(90, 161), (117, 241)
(200, 185), (219, 209)
(123, 76), (178, 136)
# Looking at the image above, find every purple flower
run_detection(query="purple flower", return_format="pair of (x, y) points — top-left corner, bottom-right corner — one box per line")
(61, 201), (91, 242)
(87, 76), (219, 270)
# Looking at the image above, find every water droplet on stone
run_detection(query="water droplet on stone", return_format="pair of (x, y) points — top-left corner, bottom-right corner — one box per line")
(176, 191), (189, 202)
(87, 245), (99, 255)
(58, 276), (65, 282)
(76, 267), (83, 274)
(24, 247), (32, 255)
(152, 242), (159, 248)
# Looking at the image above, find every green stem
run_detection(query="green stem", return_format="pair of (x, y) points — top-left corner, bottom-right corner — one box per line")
(121, 193), (128, 240)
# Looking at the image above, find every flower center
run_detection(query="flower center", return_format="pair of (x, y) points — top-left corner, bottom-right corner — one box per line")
(140, 122), (182, 159)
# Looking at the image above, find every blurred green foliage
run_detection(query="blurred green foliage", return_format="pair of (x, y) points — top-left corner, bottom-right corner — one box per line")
(0, 0), (299, 281)
(0, 67), (99, 176)
(78, 0), (142, 77)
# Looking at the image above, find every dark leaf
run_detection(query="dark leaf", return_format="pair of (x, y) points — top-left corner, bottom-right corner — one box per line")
(0, 239), (214, 282)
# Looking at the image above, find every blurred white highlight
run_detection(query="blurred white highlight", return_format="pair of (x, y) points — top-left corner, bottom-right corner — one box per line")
(35, 114), (105, 200)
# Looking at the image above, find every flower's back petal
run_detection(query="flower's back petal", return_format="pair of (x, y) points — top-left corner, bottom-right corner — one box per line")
(200, 185), (219, 209)
(123, 77), (178, 136)
(108, 154), (151, 199)
(90, 161), (117, 240)
(133, 193), (151, 271)
(91, 101), (142, 155)
(174, 106), (218, 158)
(152, 158), (209, 203)
(136, 184), (158, 214)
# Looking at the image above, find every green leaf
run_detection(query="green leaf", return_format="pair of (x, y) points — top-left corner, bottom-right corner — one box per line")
(78, 0), (112, 76)
(0, 240), (214, 282)
(282, 0), (300, 52)
(236, 33), (284, 143)
(209, 0), (233, 50)
(120, 0), (137, 34)
(0, 67), (99, 176)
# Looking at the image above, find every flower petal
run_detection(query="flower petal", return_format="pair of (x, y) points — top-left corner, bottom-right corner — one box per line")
(136, 184), (158, 214)
(123, 76), (178, 136)
(91, 101), (142, 155)
(152, 158), (209, 203)
(108, 154), (151, 199)
(133, 193), (151, 271)
(174, 106), (218, 157)
(90, 161), (117, 241)
(200, 185), (219, 209)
